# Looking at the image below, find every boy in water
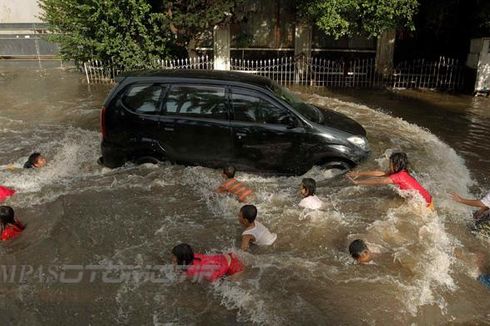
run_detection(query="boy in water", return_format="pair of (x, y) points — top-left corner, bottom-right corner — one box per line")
(217, 166), (253, 203)
(349, 239), (374, 264)
(299, 178), (323, 210)
(23, 152), (47, 169)
(451, 191), (490, 236)
(239, 205), (277, 251)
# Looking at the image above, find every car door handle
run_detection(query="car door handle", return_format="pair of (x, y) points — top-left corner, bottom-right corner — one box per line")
(236, 132), (247, 137)
(164, 127), (174, 131)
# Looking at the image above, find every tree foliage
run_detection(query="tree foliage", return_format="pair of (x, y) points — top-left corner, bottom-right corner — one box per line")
(300, 0), (419, 39)
(39, 0), (244, 68)
(166, 0), (246, 56)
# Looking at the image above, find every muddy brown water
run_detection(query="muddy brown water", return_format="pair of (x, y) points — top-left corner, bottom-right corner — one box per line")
(0, 61), (489, 325)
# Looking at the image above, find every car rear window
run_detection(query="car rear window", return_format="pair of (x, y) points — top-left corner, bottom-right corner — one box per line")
(121, 84), (164, 115)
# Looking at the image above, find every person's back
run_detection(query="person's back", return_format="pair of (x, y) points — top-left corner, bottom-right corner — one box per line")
(171, 244), (243, 282)
(389, 170), (432, 205)
(242, 221), (277, 246)
(299, 178), (323, 210)
(217, 166), (253, 203)
(239, 205), (276, 251)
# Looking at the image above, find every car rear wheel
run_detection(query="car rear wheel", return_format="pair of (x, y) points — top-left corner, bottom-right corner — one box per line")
(135, 156), (161, 165)
(317, 159), (354, 175)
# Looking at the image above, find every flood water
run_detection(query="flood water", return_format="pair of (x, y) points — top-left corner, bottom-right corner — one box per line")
(0, 61), (489, 325)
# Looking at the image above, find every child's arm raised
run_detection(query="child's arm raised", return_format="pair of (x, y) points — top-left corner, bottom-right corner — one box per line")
(240, 234), (255, 252)
(451, 192), (488, 208)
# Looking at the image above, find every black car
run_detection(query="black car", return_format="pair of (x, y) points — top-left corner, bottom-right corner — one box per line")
(99, 70), (369, 175)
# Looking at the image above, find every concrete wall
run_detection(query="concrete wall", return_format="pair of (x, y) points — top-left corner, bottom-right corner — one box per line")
(469, 38), (490, 93)
(0, 0), (42, 23)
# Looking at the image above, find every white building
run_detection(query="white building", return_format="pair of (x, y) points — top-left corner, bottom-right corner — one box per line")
(0, 0), (58, 57)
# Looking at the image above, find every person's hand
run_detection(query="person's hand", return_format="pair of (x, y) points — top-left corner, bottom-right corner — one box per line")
(450, 192), (463, 203)
(346, 171), (359, 179)
(346, 175), (358, 184)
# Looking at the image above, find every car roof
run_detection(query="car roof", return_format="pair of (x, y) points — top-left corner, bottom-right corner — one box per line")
(118, 69), (275, 89)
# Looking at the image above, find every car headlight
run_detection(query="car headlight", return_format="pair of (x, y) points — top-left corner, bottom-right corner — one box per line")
(347, 136), (368, 150)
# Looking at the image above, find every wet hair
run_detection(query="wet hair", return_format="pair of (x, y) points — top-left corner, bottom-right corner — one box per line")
(349, 239), (368, 259)
(0, 206), (23, 231)
(240, 205), (257, 223)
(172, 243), (194, 267)
(24, 152), (42, 169)
(301, 178), (316, 196)
(223, 166), (236, 178)
(389, 152), (409, 174)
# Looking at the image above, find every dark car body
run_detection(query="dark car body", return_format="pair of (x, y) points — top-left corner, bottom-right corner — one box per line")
(100, 70), (369, 175)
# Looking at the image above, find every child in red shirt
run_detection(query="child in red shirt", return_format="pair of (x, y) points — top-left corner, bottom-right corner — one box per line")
(171, 243), (244, 282)
(0, 206), (25, 241)
(347, 152), (433, 208)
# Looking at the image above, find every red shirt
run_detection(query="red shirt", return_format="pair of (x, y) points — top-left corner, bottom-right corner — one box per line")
(1, 224), (23, 241)
(185, 253), (243, 282)
(0, 186), (15, 202)
(389, 170), (432, 205)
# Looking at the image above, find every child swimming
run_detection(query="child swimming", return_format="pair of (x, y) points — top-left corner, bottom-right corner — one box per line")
(451, 191), (490, 236)
(171, 243), (244, 282)
(217, 166), (253, 203)
(349, 239), (374, 264)
(299, 178), (323, 210)
(23, 152), (47, 169)
(451, 191), (489, 218)
(0, 206), (25, 241)
(239, 205), (277, 251)
(347, 152), (433, 207)
(0, 186), (15, 202)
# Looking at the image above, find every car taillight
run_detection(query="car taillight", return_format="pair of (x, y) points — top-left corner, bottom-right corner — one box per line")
(100, 106), (107, 139)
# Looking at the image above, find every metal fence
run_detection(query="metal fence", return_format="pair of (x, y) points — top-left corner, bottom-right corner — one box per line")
(83, 55), (464, 90)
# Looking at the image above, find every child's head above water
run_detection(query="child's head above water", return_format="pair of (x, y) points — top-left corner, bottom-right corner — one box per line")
(349, 239), (372, 264)
(223, 166), (236, 179)
(171, 243), (195, 267)
(0, 206), (15, 227)
(388, 152), (408, 174)
(24, 152), (47, 169)
(239, 204), (257, 226)
(300, 178), (316, 198)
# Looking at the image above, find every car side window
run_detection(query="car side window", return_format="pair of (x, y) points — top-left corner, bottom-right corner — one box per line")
(164, 85), (227, 119)
(231, 90), (293, 125)
(121, 84), (163, 115)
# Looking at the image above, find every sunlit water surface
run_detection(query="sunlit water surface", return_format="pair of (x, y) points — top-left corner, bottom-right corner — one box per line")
(0, 61), (489, 325)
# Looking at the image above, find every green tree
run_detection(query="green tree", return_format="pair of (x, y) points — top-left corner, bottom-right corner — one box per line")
(300, 0), (419, 39)
(39, 0), (245, 68)
(164, 0), (246, 57)
(39, 0), (172, 68)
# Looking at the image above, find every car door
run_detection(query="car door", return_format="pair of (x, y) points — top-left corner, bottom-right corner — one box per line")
(157, 84), (233, 167)
(112, 82), (166, 156)
(229, 87), (307, 173)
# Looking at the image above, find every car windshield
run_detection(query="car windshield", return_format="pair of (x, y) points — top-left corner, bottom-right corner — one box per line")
(269, 83), (322, 123)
